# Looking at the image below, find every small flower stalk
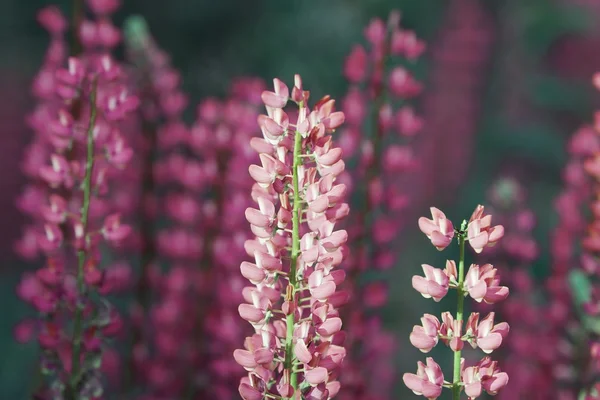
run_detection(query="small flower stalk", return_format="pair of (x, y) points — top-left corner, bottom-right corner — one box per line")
(404, 206), (509, 399)
(235, 75), (349, 399)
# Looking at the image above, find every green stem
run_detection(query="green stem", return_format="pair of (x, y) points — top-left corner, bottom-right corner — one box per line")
(452, 229), (466, 400)
(68, 79), (98, 398)
(284, 127), (303, 398)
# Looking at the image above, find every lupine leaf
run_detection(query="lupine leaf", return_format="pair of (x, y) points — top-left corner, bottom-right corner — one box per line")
(569, 269), (592, 307)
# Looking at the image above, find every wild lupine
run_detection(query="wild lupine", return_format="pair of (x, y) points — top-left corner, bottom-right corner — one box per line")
(125, 26), (207, 398)
(338, 12), (426, 399)
(200, 78), (266, 399)
(235, 75), (348, 399)
(404, 205), (509, 399)
(138, 79), (265, 400)
(416, 0), (494, 204)
(14, 2), (139, 398)
(543, 79), (600, 399)
(120, 16), (196, 396)
(470, 178), (547, 400)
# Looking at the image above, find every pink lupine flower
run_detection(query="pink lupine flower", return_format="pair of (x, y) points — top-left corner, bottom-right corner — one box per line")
(391, 29), (426, 60)
(476, 357), (509, 395)
(105, 133), (133, 167)
(101, 213), (132, 242)
(403, 357), (444, 399)
(39, 154), (72, 188)
(461, 358), (509, 398)
(395, 106), (424, 137)
(464, 263), (509, 303)
(39, 223), (64, 252)
(418, 207), (455, 250)
(388, 67), (423, 98)
(364, 17), (387, 46)
(41, 194), (68, 224)
(37, 6), (68, 34)
(409, 314), (440, 353)
(465, 312), (509, 354)
(439, 312), (463, 352)
(383, 145), (416, 173)
(344, 45), (368, 83)
(472, 268), (510, 307)
(467, 205), (505, 253)
(462, 365), (483, 399)
(412, 263), (450, 301)
(260, 78), (289, 108)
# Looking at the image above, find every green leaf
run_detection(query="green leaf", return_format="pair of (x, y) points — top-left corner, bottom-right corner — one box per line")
(582, 315), (600, 335)
(123, 15), (151, 51)
(569, 269), (592, 307)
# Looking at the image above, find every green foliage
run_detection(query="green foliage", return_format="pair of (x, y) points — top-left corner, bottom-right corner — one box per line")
(520, 0), (588, 56)
(569, 269), (592, 307)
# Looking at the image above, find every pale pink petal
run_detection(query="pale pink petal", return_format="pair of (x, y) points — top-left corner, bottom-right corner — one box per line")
(403, 373), (424, 395)
(430, 230), (451, 250)
(311, 281), (336, 300)
(488, 225), (505, 243)
(468, 281), (487, 302)
(305, 367), (328, 385)
(233, 349), (257, 369)
(239, 383), (262, 400)
(483, 372), (509, 394)
(484, 286), (509, 304)
(418, 217), (436, 236)
(469, 232), (489, 253)
(477, 333), (503, 354)
(465, 381), (482, 398)
(317, 317), (342, 336)
(294, 339), (312, 364)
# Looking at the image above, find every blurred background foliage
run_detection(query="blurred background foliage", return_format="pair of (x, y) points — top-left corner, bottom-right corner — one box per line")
(1, 0), (598, 397)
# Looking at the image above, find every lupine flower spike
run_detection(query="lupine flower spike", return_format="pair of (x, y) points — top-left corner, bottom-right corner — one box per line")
(405, 205), (509, 399)
(235, 75), (349, 400)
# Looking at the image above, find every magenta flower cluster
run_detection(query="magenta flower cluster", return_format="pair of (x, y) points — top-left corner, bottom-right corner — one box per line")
(15, 2), (138, 397)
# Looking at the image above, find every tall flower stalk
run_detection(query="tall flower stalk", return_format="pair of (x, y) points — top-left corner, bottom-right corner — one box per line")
(404, 205), (509, 399)
(338, 11), (425, 398)
(545, 77), (600, 398)
(235, 75), (349, 399)
(14, 2), (139, 397)
(195, 79), (266, 399)
(417, 0), (494, 203)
